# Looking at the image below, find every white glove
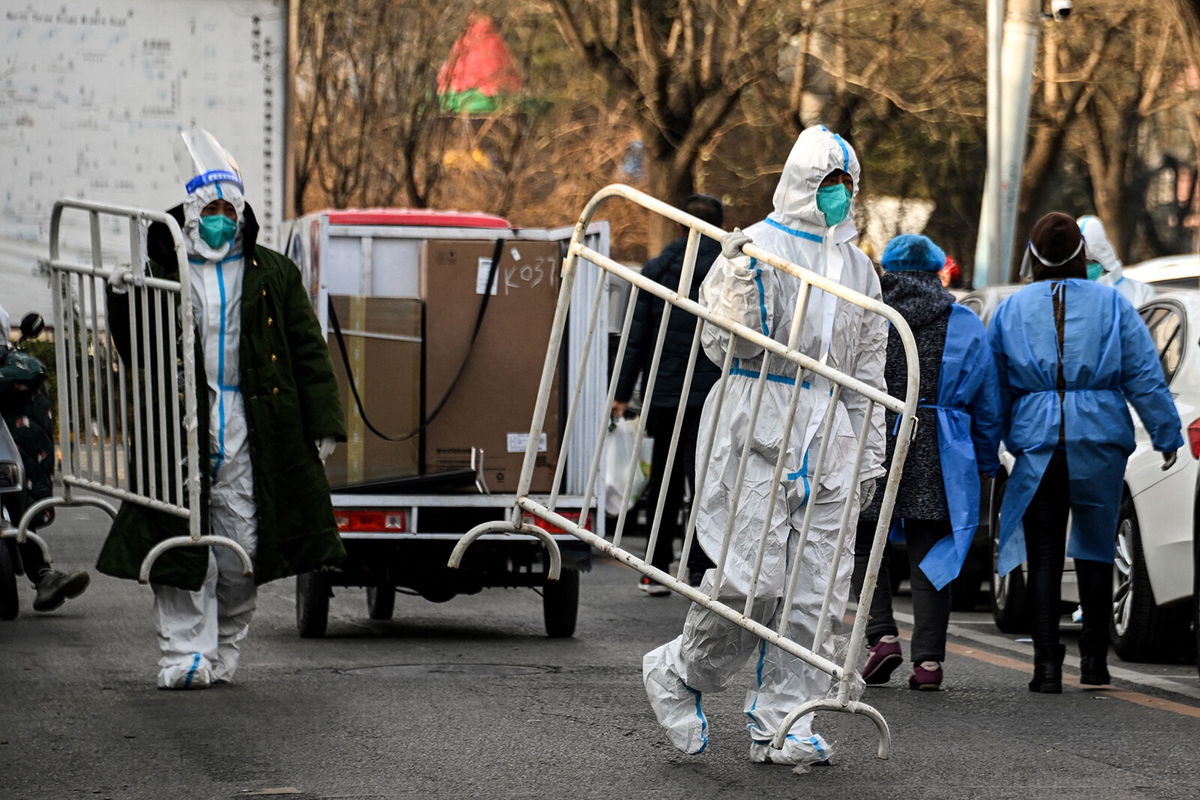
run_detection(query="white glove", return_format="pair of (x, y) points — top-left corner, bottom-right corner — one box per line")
(316, 437), (336, 463)
(107, 267), (134, 295)
(1161, 449), (1177, 471)
(720, 227), (753, 260)
(859, 478), (877, 509)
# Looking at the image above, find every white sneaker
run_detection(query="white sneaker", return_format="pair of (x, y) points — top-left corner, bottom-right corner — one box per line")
(749, 734), (833, 771)
(643, 644), (708, 754)
(157, 653), (214, 690)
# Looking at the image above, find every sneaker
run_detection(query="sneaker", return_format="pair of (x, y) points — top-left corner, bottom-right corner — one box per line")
(908, 661), (943, 691)
(643, 644), (708, 754)
(32, 569), (91, 612)
(861, 635), (903, 685)
(638, 575), (670, 597)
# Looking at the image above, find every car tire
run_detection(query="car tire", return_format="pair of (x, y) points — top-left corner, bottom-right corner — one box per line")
(0, 539), (19, 621)
(990, 473), (1031, 633)
(543, 569), (579, 638)
(366, 585), (395, 621)
(296, 571), (331, 639)
(1110, 496), (1190, 662)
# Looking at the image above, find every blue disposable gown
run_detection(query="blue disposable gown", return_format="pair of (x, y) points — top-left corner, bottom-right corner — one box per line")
(895, 304), (1003, 589)
(988, 279), (1183, 574)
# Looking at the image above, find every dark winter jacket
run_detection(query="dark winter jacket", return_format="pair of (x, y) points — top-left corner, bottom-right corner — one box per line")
(616, 236), (722, 408)
(97, 203), (347, 590)
(867, 270), (954, 521)
(0, 348), (55, 528)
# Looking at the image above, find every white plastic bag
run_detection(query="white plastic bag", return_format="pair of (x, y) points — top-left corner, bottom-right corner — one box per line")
(604, 417), (654, 517)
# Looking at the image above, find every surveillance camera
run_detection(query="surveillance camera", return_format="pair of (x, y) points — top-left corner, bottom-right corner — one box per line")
(1049, 0), (1072, 20)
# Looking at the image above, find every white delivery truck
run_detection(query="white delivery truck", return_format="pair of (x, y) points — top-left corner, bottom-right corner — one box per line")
(279, 209), (609, 637)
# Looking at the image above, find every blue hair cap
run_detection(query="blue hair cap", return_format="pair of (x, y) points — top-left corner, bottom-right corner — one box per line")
(881, 234), (946, 273)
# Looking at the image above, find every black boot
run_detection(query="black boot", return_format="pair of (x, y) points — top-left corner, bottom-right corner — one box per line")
(1079, 649), (1111, 686)
(1028, 644), (1065, 693)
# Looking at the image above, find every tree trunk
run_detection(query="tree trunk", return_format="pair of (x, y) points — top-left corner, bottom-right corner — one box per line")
(645, 156), (697, 255)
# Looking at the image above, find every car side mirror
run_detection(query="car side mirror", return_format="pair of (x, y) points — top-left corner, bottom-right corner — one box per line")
(18, 312), (44, 341)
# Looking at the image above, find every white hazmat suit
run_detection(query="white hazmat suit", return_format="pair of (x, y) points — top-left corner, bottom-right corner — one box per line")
(154, 130), (258, 689)
(1078, 215), (1155, 306)
(643, 126), (886, 767)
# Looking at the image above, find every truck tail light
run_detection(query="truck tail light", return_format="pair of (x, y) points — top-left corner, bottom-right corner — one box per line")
(1189, 419), (1200, 460)
(335, 510), (408, 532)
(523, 511), (591, 535)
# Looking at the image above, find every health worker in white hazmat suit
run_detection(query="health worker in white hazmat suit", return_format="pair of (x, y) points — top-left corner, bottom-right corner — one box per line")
(101, 129), (344, 689)
(159, 131), (260, 689)
(1078, 215), (1155, 306)
(643, 125), (887, 768)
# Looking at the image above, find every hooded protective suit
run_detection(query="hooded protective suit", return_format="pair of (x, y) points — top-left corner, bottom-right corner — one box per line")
(643, 126), (886, 767)
(1078, 215), (1155, 307)
(145, 130), (258, 689)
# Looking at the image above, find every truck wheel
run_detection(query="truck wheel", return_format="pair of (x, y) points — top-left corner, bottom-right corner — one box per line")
(366, 586), (395, 621)
(296, 571), (330, 638)
(0, 540), (19, 621)
(543, 569), (579, 638)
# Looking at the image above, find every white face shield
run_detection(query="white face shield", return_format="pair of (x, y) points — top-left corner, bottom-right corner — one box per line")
(178, 129), (246, 261)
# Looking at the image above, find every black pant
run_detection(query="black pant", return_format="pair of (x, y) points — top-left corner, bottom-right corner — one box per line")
(851, 517), (953, 664)
(1023, 449), (1112, 657)
(642, 405), (713, 576)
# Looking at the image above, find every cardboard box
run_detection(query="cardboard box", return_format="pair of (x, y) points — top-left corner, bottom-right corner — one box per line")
(421, 239), (563, 492)
(324, 295), (422, 488)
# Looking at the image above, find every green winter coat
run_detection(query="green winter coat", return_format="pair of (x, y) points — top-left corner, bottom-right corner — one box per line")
(96, 203), (346, 590)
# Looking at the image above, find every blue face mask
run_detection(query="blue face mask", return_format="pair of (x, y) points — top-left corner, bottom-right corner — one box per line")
(1086, 261), (1104, 281)
(198, 214), (237, 249)
(816, 184), (852, 227)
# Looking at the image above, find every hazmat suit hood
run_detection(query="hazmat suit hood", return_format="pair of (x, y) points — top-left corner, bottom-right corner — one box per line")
(770, 125), (861, 237)
(0, 302), (9, 344)
(178, 128), (247, 261)
(1078, 215), (1122, 275)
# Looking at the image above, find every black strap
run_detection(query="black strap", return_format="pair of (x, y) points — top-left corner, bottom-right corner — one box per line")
(326, 238), (505, 442)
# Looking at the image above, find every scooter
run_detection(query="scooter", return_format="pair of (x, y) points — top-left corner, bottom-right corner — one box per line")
(0, 414), (25, 619)
(0, 312), (49, 621)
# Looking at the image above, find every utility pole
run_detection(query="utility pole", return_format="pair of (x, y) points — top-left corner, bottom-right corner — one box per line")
(973, 0), (1044, 287)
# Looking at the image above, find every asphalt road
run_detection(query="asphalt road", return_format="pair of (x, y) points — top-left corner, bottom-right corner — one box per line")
(2, 510), (1199, 800)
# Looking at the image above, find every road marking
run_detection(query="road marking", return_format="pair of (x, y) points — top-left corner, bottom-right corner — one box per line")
(883, 610), (1200, 717)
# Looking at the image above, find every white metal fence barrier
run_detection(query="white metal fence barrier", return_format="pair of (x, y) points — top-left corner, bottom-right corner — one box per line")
(6, 199), (253, 582)
(450, 184), (919, 759)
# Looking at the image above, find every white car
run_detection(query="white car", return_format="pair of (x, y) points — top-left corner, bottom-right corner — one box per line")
(988, 290), (1200, 664)
(1122, 254), (1200, 291)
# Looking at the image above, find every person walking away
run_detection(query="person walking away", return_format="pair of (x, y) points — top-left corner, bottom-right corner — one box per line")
(642, 125), (887, 768)
(613, 194), (723, 593)
(849, 235), (1002, 691)
(989, 211), (1181, 693)
(100, 129), (346, 689)
(0, 304), (91, 611)
(1078, 215), (1155, 306)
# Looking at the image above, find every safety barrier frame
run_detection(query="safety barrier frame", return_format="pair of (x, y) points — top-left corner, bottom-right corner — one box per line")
(449, 184), (919, 759)
(5, 199), (253, 582)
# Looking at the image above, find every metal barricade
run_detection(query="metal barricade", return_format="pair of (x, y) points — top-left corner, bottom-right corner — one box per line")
(7, 199), (253, 582)
(450, 184), (917, 759)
